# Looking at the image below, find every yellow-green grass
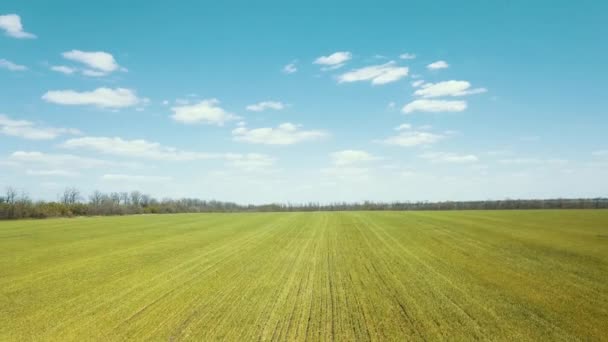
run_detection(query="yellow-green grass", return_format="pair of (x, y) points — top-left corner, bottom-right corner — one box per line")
(1, 210), (607, 341)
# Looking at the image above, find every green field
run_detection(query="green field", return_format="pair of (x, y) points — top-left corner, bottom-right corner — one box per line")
(1, 210), (607, 341)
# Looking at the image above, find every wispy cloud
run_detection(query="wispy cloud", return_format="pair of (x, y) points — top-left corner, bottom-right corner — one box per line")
(0, 59), (27, 71)
(232, 123), (328, 145)
(414, 80), (487, 98)
(402, 99), (467, 113)
(420, 152), (478, 163)
(331, 150), (379, 166)
(283, 60), (297, 74)
(246, 101), (285, 112)
(314, 51), (352, 69)
(377, 130), (445, 147)
(399, 53), (416, 60)
(0, 114), (81, 140)
(338, 61), (408, 85)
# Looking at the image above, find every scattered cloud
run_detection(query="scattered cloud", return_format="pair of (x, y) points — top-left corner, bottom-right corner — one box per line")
(101, 174), (173, 182)
(395, 123), (412, 131)
(0, 14), (36, 39)
(8, 151), (120, 169)
(337, 61), (408, 85)
(26, 169), (79, 177)
(232, 123), (328, 145)
(314, 51), (352, 70)
(50, 65), (76, 74)
(61, 136), (220, 161)
(378, 130), (444, 147)
(420, 152), (478, 163)
(399, 53), (416, 60)
(402, 99), (467, 113)
(171, 99), (238, 125)
(414, 80), (487, 98)
(331, 150), (379, 166)
(0, 114), (81, 140)
(427, 60), (449, 70)
(61, 50), (123, 75)
(246, 101), (286, 112)
(0, 59), (27, 71)
(42, 87), (143, 108)
(283, 61), (297, 74)
(321, 166), (371, 182)
(411, 80), (425, 88)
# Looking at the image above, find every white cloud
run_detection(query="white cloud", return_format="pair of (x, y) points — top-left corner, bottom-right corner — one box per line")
(498, 158), (567, 165)
(0, 14), (36, 39)
(283, 61), (297, 74)
(337, 61), (408, 85)
(402, 99), (467, 113)
(331, 150), (378, 166)
(395, 123), (412, 131)
(26, 169), (79, 177)
(314, 51), (352, 67)
(101, 174), (173, 182)
(61, 136), (220, 161)
(171, 99), (237, 125)
(42, 87), (143, 108)
(414, 80), (487, 98)
(8, 151), (118, 169)
(399, 53), (416, 60)
(421, 152), (478, 163)
(378, 130), (444, 147)
(0, 114), (81, 140)
(427, 60), (449, 70)
(81, 69), (107, 77)
(321, 166), (371, 182)
(232, 123), (328, 145)
(62, 50), (121, 74)
(0, 59), (27, 71)
(226, 153), (276, 172)
(50, 65), (76, 74)
(592, 150), (608, 157)
(411, 80), (425, 88)
(246, 101), (285, 112)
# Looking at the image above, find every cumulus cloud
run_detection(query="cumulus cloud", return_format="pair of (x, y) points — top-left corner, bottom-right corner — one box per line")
(246, 101), (285, 112)
(331, 150), (378, 166)
(232, 123), (328, 145)
(0, 14), (36, 39)
(414, 80), (487, 98)
(420, 152), (478, 163)
(399, 53), (416, 60)
(0, 114), (81, 140)
(62, 50), (122, 73)
(337, 61), (408, 85)
(314, 51), (352, 70)
(171, 99), (238, 125)
(101, 174), (173, 182)
(402, 99), (467, 113)
(427, 60), (449, 70)
(283, 61), (297, 74)
(0, 59), (27, 71)
(42, 87), (143, 108)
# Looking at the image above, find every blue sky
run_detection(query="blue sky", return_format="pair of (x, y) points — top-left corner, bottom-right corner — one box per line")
(1, 0), (607, 203)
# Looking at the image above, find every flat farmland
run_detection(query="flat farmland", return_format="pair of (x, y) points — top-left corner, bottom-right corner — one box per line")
(1, 210), (607, 341)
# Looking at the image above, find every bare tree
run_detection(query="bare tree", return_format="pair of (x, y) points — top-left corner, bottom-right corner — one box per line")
(89, 190), (104, 206)
(119, 192), (130, 206)
(61, 187), (81, 205)
(5, 187), (17, 204)
(130, 191), (142, 206)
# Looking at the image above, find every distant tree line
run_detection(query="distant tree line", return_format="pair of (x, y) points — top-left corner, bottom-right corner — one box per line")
(0, 186), (606, 220)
